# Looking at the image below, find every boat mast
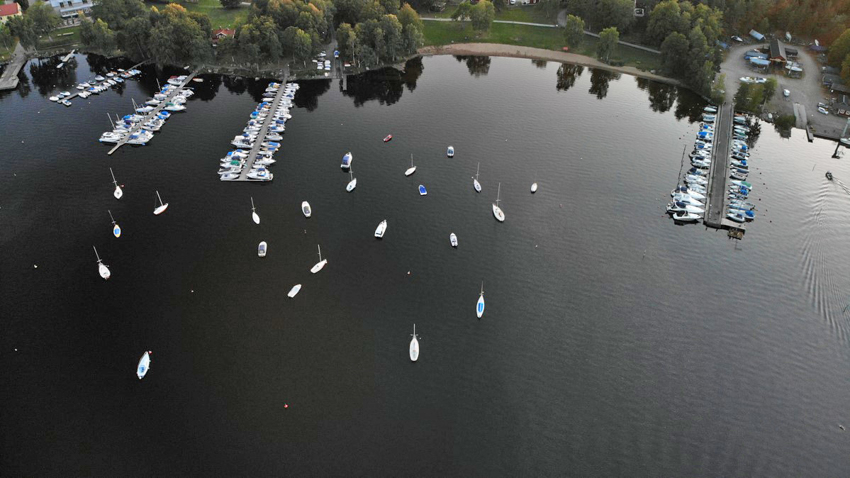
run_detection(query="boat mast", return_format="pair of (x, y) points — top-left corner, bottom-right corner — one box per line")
(496, 183), (501, 206)
(317, 244), (322, 261)
(481, 281), (484, 294)
(251, 196), (256, 212)
(110, 167), (117, 185)
(476, 162), (480, 180)
(156, 190), (163, 206)
(93, 246), (101, 262)
(411, 154), (414, 167)
(108, 210), (116, 224)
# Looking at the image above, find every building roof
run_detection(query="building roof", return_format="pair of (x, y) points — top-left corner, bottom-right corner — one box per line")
(749, 29), (764, 41)
(831, 83), (850, 95)
(213, 28), (235, 37)
(823, 73), (842, 86)
(0, 3), (22, 16)
(769, 38), (787, 61)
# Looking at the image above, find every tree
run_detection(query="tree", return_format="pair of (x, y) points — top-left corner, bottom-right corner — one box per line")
(659, 31), (688, 77)
(597, 26), (618, 62)
(762, 77), (777, 103)
(710, 73), (726, 105)
(92, 0), (147, 30)
(470, 0), (494, 32)
(0, 24), (12, 50)
(15, 0), (28, 11)
(402, 22), (423, 54)
(842, 54), (850, 85)
(563, 14), (584, 48)
(27, 2), (60, 39)
(118, 16), (152, 60)
(336, 22), (357, 59)
(646, 0), (687, 46)
(292, 27), (312, 63)
(594, 0), (634, 32)
(538, 0), (560, 20)
(451, 2), (471, 22)
(220, 0), (240, 8)
(829, 29), (850, 67)
(80, 18), (117, 55)
(397, 2), (422, 31)
(734, 83), (750, 110)
(6, 15), (38, 49)
(491, 0), (506, 13)
(379, 14), (403, 61)
(148, 4), (212, 67)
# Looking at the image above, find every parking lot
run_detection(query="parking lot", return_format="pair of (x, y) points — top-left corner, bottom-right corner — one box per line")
(719, 42), (849, 139)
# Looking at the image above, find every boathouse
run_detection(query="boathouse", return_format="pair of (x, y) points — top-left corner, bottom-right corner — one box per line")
(769, 39), (788, 65)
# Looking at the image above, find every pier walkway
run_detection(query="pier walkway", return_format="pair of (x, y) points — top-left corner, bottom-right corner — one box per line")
(0, 43), (29, 91)
(64, 60), (147, 104)
(704, 102), (745, 232)
(233, 77), (289, 182)
(107, 71), (197, 155)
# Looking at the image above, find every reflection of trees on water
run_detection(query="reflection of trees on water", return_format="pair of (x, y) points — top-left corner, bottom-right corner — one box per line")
(29, 56), (80, 96)
(190, 74), (221, 101)
(636, 77), (678, 113)
(531, 59), (548, 69)
(222, 75), (248, 95)
(454, 55), (490, 77)
(342, 58), (424, 107)
(673, 92), (705, 123)
(588, 69), (618, 99)
(555, 64), (583, 92)
(295, 78), (331, 110)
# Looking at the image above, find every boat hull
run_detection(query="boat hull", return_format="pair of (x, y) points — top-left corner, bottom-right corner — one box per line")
(310, 259), (327, 274)
(137, 351), (151, 379)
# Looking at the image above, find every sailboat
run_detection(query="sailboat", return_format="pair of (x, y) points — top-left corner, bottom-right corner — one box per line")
(108, 210), (121, 238)
(310, 244), (327, 273)
(287, 284), (302, 298)
(346, 169), (357, 192)
(93, 246), (110, 280)
(492, 183), (505, 222)
(251, 197), (260, 224)
(405, 154), (416, 176)
(531, 182), (538, 193)
(137, 351), (151, 379)
(110, 167), (123, 199)
(409, 324), (419, 362)
(476, 282), (485, 318)
(153, 190), (168, 215)
(473, 162), (481, 192)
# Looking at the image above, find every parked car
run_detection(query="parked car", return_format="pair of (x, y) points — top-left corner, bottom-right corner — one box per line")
(783, 89), (790, 97)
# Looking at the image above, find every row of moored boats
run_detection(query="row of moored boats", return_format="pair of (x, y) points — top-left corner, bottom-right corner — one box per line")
(668, 106), (757, 224)
(98, 76), (194, 146)
(219, 81), (299, 181)
(49, 68), (141, 107)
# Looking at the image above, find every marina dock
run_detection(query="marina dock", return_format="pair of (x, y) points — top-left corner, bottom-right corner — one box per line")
(233, 77), (289, 182)
(107, 71), (197, 155)
(703, 102), (746, 233)
(63, 60), (147, 103)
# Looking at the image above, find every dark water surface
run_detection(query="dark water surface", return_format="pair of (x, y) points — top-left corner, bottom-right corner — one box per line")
(2, 53), (850, 476)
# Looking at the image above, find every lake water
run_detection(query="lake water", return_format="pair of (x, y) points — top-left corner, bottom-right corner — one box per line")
(2, 53), (850, 476)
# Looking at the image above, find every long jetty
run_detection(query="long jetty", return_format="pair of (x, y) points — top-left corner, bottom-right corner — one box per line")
(0, 44), (28, 91)
(234, 77), (289, 182)
(64, 60), (147, 103)
(107, 71), (197, 155)
(703, 102), (745, 233)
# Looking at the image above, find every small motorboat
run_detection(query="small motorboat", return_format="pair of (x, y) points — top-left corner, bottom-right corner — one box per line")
(672, 212), (700, 222)
(450, 233), (458, 248)
(62, 100), (72, 107)
(531, 182), (538, 193)
(726, 212), (746, 223)
(409, 325), (419, 362)
(704, 106), (717, 113)
(419, 185), (427, 196)
(383, 134), (392, 142)
(447, 146), (454, 157)
(287, 284), (301, 298)
(826, 171), (833, 180)
(341, 151), (352, 170)
(49, 96), (59, 102)
(476, 282), (485, 319)
(375, 219), (387, 238)
(302, 201), (312, 218)
(137, 351), (151, 380)
(153, 190), (168, 215)
(258, 241), (267, 257)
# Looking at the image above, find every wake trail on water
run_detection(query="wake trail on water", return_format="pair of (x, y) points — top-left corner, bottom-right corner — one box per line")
(799, 181), (850, 342)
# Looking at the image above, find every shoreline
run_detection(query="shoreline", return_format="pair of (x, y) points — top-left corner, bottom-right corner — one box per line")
(417, 43), (681, 87)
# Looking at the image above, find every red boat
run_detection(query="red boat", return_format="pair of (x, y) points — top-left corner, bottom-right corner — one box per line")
(383, 134), (393, 142)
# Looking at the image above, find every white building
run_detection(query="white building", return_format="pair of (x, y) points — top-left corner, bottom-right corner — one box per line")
(48, 0), (94, 23)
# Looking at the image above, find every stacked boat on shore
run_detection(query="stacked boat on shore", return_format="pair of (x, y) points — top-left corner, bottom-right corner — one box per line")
(98, 79), (193, 146)
(219, 81), (298, 182)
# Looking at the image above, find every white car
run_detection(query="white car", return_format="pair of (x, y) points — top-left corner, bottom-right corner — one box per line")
(819, 106), (829, 115)
(783, 89), (790, 97)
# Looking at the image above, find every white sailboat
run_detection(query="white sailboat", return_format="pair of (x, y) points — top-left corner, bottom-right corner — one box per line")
(473, 162), (481, 193)
(153, 190), (168, 215)
(405, 154), (416, 176)
(476, 282), (485, 318)
(93, 246), (110, 280)
(375, 219), (387, 238)
(409, 324), (419, 362)
(109, 210), (121, 238)
(251, 197), (260, 224)
(302, 201), (312, 218)
(258, 241), (267, 257)
(310, 244), (327, 273)
(137, 351), (151, 379)
(492, 183), (505, 222)
(346, 169), (357, 192)
(110, 167), (123, 199)
(287, 284), (302, 298)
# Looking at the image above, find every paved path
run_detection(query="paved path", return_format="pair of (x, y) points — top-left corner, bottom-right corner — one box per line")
(0, 42), (28, 91)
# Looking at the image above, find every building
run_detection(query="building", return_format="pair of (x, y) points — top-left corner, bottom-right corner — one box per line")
(212, 28), (235, 42)
(0, 2), (22, 24)
(769, 38), (787, 65)
(47, 0), (94, 23)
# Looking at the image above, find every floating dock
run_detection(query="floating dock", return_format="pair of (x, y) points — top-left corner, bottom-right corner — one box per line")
(107, 71), (197, 155)
(233, 78), (289, 182)
(703, 102), (746, 234)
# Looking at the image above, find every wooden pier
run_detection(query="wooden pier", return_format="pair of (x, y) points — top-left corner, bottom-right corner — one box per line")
(233, 77), (289, 182)
(107, 71), (197, 155)
(703, 102), (746, 235)
(63, 60), (147, 104)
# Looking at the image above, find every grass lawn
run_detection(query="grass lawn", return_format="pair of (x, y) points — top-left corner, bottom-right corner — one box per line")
(0, 40), (15, 62)
(38, 25), (81, 50)
(423, 21), (661, 71)
(145, 0), (249, 29)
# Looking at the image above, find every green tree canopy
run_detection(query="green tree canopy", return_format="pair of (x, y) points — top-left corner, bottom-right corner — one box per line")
(646, 0), (687, 46)
(27, 2), (60, 38)
(762, 77), (777, 103)
(220, 0), (241, 8)
(451, 2), (471, 22)
(6, 15), (38, 49)
(470, 0), (494, 32)
(148, 4), (212, 66)
(563, 14), (584, 48)
(336, 21), (357, 58)
(829, 29), (850, 67)
(594, 0), (634, 32)
(80, 18), (117, 55)
(92, 0), (147, 30)
(659, 31), (688, 77)
(597, 26), (619, 61)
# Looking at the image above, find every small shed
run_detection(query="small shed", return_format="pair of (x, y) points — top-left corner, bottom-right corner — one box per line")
(785, 47), (798, 58)
(769, 38), (787, 64)
(750, 30), (765, 41)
